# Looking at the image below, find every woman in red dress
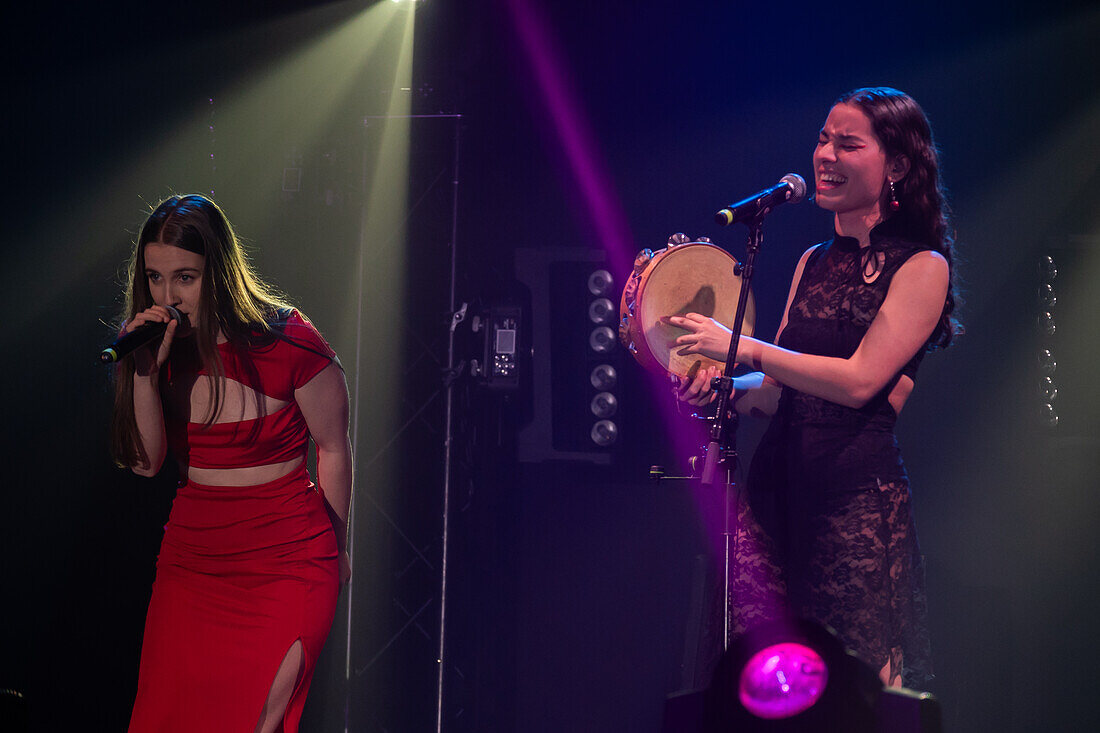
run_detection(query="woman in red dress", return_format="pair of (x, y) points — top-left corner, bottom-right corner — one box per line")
(111, 194), (353, 732)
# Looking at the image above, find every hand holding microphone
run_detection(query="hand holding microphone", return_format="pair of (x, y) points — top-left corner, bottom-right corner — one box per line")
(100, 305), (182, 371)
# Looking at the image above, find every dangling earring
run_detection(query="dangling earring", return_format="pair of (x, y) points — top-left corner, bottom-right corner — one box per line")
(888, 180), (901, 212)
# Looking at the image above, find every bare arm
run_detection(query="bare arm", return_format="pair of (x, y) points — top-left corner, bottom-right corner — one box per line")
(676, 244), (819, 416)
(296, 362), (354, 577)
(129, 307), (178, 476)
(674, 250), (949, 409)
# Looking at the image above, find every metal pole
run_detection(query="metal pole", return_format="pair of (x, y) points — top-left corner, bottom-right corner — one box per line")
(343, 131), (373, 733)
(346, 112), (463, 733)
(435, 114), (462, 733)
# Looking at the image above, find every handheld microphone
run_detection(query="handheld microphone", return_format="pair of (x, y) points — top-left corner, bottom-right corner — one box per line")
(99, 306), (181, 364)
(714, 174), (806, 226)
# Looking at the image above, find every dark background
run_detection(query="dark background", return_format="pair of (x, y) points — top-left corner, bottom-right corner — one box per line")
(4, 0), (1099, 731)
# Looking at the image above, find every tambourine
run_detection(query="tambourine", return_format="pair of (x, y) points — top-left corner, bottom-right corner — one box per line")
(618, 234), (755, 379)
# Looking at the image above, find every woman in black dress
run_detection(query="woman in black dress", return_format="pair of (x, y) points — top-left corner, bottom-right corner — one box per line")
(669, 87), (958, 687)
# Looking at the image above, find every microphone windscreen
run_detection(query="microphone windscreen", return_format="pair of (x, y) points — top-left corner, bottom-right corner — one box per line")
(782, 173), (807, 204)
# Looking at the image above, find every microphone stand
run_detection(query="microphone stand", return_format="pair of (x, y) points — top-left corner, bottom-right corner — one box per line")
(698, 213), (765, 650)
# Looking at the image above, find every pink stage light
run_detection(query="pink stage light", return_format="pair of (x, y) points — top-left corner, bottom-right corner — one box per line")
(738, 641), (829, 720)
(501, 0), (724, 503)
(500, 0), (634, 277)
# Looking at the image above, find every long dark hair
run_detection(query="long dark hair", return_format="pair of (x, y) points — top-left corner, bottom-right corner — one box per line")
(110, 194), (291, 468)
(837, 86), (961, 349)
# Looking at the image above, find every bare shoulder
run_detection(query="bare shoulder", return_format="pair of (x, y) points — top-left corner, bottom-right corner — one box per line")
(776, 243), (827, 341)
(790, 243), (824, 281)
(895, 249), (949, 285)
(297, 360), (347, 395)
(882, 250), (949, 318)
(799, 242), (824, 263)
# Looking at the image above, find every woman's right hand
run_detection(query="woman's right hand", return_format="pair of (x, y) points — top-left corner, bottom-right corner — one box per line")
(125, 306), (178, 376)
(675, 365), (721, 407)
(665, 313), (735, 363)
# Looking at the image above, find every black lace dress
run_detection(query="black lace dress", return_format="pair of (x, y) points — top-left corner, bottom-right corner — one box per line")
(726, 216), (936, 687)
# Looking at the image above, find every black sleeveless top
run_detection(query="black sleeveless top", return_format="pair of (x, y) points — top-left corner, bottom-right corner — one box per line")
(749, 216), (935, 496)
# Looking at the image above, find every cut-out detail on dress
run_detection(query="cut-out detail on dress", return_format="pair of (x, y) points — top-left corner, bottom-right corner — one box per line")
(189, 376), (290, 425)
(861, 247), (886, 285)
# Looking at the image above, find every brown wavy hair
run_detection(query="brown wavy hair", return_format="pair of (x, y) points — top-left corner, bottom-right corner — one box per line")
(110, 194), (291, 469)
(836, 86), (961, 349)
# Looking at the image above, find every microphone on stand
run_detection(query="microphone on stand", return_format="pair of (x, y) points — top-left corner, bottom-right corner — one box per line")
(99, 306), (181, 364)
(714, 173), (806, 226)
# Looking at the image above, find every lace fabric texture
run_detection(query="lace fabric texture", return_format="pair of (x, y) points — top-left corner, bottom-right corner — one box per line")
(781, 228), (928, 428)
(728, 480), (933, 684)
(707, 224), (936, 688)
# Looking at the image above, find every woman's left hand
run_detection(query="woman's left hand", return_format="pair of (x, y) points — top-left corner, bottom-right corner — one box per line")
(675, 365), (721, 406)
(665, 313), (735, 362)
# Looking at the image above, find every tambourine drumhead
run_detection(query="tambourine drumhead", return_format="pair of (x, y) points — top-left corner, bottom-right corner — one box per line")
(619, 242), (754, 379)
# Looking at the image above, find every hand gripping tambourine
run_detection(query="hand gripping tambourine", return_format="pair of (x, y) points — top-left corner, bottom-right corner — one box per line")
(618, 233), (755, 379)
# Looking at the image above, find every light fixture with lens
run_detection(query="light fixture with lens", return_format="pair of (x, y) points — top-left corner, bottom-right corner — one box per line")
(1039, 283), (1057, 308)
(590, 363), (617, 390)
(1039, 255), (1057, 282)
(739, 642), (828, 720)
(1040, 376), (1058, 402)
(590, 391), (618, 418)
(587, 269), (613, 296)
(1041, 402), (1059, 427)
(1038, 349), (1057, 376)
(590, 419), (618, 446)
(589, 326), (616, 353)
(1038, 311), (1056, 337)
(588, 297), (615, 325)
(705, 618), (887, 732)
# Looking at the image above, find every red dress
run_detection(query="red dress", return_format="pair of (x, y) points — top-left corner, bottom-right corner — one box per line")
(128, 311), (341, 732)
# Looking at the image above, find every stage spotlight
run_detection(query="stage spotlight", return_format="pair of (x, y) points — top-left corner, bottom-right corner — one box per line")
(589, 325), (616, 354)
(588, 269), (614, 296)
(1040, 376), (1058, 402)
(1038, 349), (1057, 376)
(1035, 255), (1059, 430)
(590, 363), (617, 390)
(738, 642), (827, 720)
(1038, 311), (1056, 336)
(585, 273), (621, 448)
(590, 419), (618, 446)
(1039, 254), (1057, 282)
(590, 391), (618, 418)
(703, 618), (881, 733)
(1039, 283), (1057, 308)
(588, 296), (615, 325)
